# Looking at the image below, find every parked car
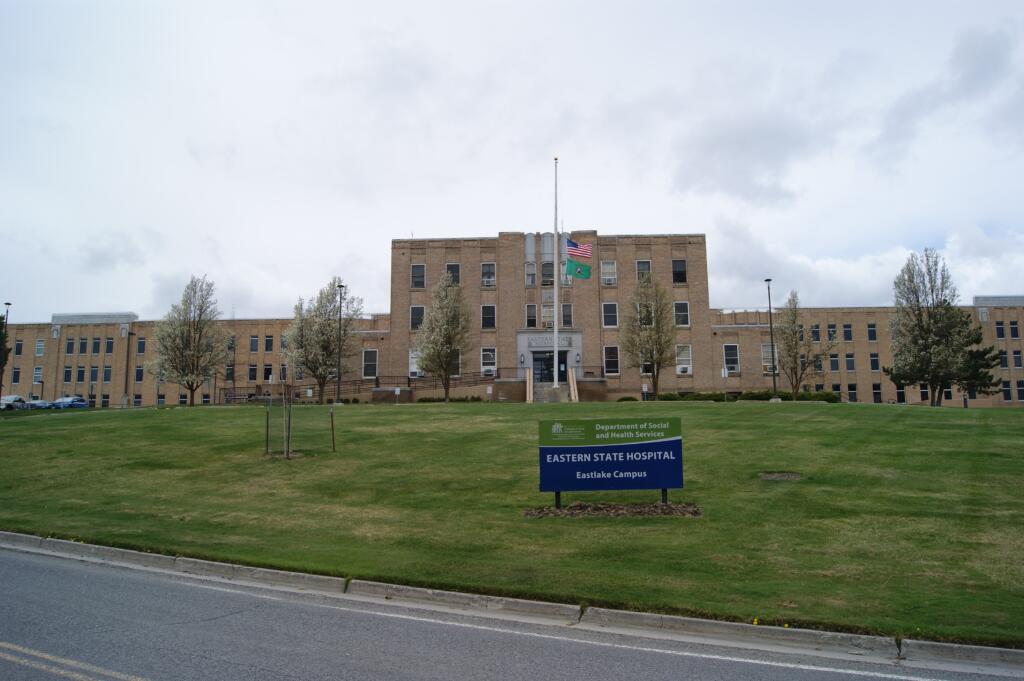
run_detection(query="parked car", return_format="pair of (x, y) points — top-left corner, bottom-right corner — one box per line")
(1, 395), (27, 411)
(51, 396), (88, 409)
(26, 399), (52, 409)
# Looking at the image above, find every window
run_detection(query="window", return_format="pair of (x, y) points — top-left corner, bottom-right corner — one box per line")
(63, 366), (72, 383)
(449, 350), (462, 377)
(280, 335), (288, 350)
(541, 262), (554, 286)
(829, 353), (839, 371)
(33, 367), (42, 384)
(410, 306), (424, 330)
(635, 260), (651, 281)
(76, 366), (85, 382)
(541, 304), (554, 328)
(995, 321), (1005, 338)
(225, 364), (234, 381)
(675, 345), (692, 375)
(1000, 350), (1008, 368)
(202, 394), (211, 405)
(637, 302), (654, 327)
(133, 394), (142, 407)
(105, 337), (113, 353)
(79, 337), (88, 354)
(1002, 380), (1012, 401)
(798, 325), (804, 342)
(66, 338), (75, 354)
(525, 262), (536, 286)
(831, 383), (841, 395)
(562, 303), (573, 328)
(481, 347), (496, 375)
(920, 384), (929, 402)
(481, 305), (496, 329)
(603, 346), (620, 375)
(1014, 350), (1022, 368)
(1011, 321), (1020, 339)
(723, 344), (740, 374)
(12, 367), (20, 384)
(92, 338), (100, 354)
(101, 394), (110, 408)
(263, 364), (273, 381)
(843, 324), (852, 342)
(1017, 380), (1024, 401)
(814, 384), (824, 392)
(179, 394), (187, 406)
(811, 324), (820, 343)
(671, 259), (687, 284)
(813, 355), (823, 372)
(362, 350), (378, 378)
(867, 323), (877, 342)
(409, 349), (422, 377)
(103, 365), (111, 382)
(135, 366), (144, 382)
(445, 262), (460, 285)
(481, 262), (496, 287)
(600, 260), (617, 286)
(265, 335), (273, 352)
(827, 323), (836, 341)
(278, 364), (286, 381)
(761, 344), (778, 375)
(157, 394), (166, 406)
(640, 353), (654, 375)
(36, 339), (45, 356)
(845, 353), (855, 371)
(872, 383), (882, 403)
(674, 302), (690, 327)
(227, 336), (236, 352)
(896, 384), (906, 404)
(249, 335), (258, 352)
(525, 304), (537, 328)
(943, 384), (953, 401)
(411, 264), (426, 289)
(602, 303), (618, 328)
(848, 383), (858, 403)
(136, 337), (146, 354)
(870, 353), (879, 371)
(248, 364), (257, 381)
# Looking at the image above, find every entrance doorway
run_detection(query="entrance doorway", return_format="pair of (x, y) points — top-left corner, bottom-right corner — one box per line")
(531, 350), (568, 383)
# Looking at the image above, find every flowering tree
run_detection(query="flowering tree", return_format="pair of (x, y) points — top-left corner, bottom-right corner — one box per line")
(152, 275), (229, 406)
(620, 277), (674, 398)
(776, 290), (836, 399)
(415, 271), (470, 402)
(283, 277), (363, 404)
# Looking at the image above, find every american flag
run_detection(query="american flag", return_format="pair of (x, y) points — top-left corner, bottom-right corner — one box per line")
(566, 238), (592, 259)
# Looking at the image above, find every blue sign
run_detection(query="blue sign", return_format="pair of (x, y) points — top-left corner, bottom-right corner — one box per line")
(538, 418), (683, 492)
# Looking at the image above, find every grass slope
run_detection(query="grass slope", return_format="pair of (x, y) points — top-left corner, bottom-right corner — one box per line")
(2, 402), (1022, 646)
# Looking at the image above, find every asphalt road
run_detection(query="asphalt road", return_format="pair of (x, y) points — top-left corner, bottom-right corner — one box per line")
(0, 549), (1015, 681)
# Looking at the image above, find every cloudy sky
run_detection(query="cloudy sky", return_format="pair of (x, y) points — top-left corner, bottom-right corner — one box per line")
(3, 1), (1024, 323)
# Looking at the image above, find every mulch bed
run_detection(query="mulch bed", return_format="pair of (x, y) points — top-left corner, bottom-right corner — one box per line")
(524, 501), (703, 518)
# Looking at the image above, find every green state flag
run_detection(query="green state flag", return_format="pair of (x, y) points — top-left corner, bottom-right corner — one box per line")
(566, 259), (591, 279)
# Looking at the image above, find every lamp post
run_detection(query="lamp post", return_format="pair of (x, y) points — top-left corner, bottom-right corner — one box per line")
(765, 278), (777, 393)
(335, 282), (345, 404)
(1, 302), (10, 401)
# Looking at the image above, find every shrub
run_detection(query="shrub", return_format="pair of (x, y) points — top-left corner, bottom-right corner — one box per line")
(657, 392), (682, 401)
(416, 395), (483, 403)
(617, 396), (638, 401)
(679, 392), (728, 402)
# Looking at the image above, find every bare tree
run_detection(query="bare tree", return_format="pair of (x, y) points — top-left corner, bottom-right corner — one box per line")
(884, 249), (995, 406)
(620, 276), (675, 399)
(415, 271), (470, 402)
(776, 291), (836, 399)
(283, 277), (363, 404)
(152, 275), (229, 406)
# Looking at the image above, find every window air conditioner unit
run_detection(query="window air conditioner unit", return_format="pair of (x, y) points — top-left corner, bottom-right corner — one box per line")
(543, 321), (553, 328)
(482, 368), (495, 377)
(602, 277), (617, 286)
(409, 371), (421, 378)
(676, 365), (691, 376)
(481, 277), (496, 287)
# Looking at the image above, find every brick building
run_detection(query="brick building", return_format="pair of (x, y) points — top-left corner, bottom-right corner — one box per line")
(3, 232), (1023, 407)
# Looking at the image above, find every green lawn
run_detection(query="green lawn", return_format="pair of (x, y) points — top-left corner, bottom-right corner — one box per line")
(2, 402), (1023, 646)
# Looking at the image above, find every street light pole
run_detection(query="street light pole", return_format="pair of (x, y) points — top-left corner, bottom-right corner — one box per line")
(765, 278), (777, 393)
(335, 282), (345, 404)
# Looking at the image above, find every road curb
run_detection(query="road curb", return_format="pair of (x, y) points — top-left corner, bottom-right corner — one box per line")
(2, 530), (1021, 672)
(347, 579), (581, 623)
(580, 607), (895, 659)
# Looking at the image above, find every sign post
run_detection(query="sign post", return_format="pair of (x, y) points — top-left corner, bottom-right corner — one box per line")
(539, 417), (683, 508)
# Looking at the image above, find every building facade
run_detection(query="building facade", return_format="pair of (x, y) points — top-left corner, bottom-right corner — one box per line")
(3, 232), (1023, 407)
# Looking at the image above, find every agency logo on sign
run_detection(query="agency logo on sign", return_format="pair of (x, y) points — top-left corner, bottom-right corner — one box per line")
(551, 422), (563, 434)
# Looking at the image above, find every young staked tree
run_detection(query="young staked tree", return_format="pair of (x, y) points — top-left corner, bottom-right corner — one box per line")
(884, 249), (996, 406)
(620, 276), (675, 399)
(415, 271), (470, 402)
(283, 277), (363, 404)
(776, 290), (836, 399)
(152, 275), (229, 406)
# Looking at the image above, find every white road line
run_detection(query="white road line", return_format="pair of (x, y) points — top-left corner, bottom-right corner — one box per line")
(182, 581), (959, 681)
(0, 642), (151, 681)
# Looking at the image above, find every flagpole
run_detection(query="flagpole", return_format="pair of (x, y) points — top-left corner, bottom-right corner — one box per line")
(553, 156), (559, 389)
